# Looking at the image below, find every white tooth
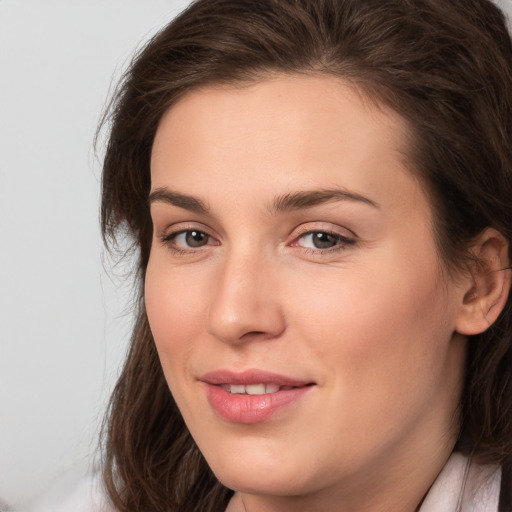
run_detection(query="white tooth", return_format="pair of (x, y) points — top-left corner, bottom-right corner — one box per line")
(230, 384), (246, 394)
(245, 384), (266, 395)
(221, 384), (231, 392)
(265, 383), (280, 394)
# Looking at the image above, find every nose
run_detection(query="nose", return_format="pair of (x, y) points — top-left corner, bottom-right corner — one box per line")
(206, 251), (286, 345)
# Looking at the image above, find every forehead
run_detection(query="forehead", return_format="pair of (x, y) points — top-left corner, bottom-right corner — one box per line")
(150, 74), (425, 218)
(153, 74), (408, 158)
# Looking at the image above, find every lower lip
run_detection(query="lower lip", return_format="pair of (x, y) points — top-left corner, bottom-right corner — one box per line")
(204, 384), (313, 424)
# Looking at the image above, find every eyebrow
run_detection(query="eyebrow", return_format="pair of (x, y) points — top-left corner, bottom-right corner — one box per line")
(148, 188), (209, 215)
(148, 186), (379, 215)
(270, 188), (379, 213)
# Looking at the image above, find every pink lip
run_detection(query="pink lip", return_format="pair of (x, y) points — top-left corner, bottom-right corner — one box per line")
(200, 369), (315, 424)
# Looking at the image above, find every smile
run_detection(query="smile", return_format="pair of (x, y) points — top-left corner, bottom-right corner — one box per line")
(201, 369), (315, 423)
(220, 383), (295, 394)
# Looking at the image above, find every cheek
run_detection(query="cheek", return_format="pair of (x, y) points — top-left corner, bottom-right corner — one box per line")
(144, 257), (207, 378)
(281, 259), (458, 462)
(290, 247), (456, 392)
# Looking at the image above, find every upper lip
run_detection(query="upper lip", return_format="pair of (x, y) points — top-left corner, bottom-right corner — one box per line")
(200, 369), (314, 387)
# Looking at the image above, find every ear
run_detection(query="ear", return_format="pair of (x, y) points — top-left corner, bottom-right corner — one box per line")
(455, 228), (511, 336)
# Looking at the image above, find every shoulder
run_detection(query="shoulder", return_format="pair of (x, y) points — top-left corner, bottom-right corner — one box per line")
(30, 472), (116, 512)
(420, 452), (501, 512)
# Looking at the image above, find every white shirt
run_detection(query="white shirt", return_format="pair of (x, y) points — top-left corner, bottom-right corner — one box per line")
(419, 452), (501, 512)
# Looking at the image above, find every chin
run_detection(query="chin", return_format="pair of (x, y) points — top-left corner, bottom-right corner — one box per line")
(216, 471), (302, 497)
(206, 451), (322, 497)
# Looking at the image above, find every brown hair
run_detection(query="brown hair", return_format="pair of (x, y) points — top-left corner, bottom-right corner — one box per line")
(99, 0), (512, 510)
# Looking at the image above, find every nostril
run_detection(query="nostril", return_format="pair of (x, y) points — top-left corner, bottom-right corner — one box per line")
(238, 330), (279, 343)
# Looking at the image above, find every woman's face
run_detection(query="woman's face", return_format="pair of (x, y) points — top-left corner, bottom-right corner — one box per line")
(146, 75), (467, 507)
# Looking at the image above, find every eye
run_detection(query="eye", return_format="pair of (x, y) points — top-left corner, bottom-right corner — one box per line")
(299, 232), (340, 249)
(162, 229), (217, 250)
(293, 230), (355, 251)
(180, 230), (209, 248)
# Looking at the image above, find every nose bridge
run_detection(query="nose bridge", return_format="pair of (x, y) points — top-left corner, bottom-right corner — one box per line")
(207, 246), (284, 344)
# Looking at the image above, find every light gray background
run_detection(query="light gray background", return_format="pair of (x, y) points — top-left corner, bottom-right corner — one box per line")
(0, 1), (192, 509)
(0, 1), (510, 510)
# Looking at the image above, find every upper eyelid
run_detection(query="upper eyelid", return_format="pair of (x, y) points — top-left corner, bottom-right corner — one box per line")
(295, 230), (354, 241)
(291, 222), (357, 239)
(159, 222), (215, 237)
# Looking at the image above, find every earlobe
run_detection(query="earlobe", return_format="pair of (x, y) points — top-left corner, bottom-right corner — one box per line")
(455, 228), (511, 336)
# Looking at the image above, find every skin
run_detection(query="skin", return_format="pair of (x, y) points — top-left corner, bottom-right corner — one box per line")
(146, 75), (469, 512)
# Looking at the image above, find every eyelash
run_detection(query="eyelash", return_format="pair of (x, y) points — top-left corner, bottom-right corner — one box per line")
(159, 227), (356, 256)
(290, 229), (356, 254)
(160, 229), (218, 255)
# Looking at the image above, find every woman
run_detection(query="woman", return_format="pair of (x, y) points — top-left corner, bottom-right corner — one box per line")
(97, 0), (512, 510)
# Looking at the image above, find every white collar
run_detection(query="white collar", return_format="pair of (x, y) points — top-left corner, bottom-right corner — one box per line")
(419, 452), (501, 512)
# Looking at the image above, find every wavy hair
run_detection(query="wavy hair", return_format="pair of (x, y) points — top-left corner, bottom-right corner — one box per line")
(99, 1), (512, 510)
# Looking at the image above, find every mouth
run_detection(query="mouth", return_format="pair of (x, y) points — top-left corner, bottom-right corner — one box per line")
(219, 383), (298, 394)
(200, 369), (316, 424)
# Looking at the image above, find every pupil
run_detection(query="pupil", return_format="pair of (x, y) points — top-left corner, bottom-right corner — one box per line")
(313, 232), (337, 249)
(186, 231), (207, 247)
